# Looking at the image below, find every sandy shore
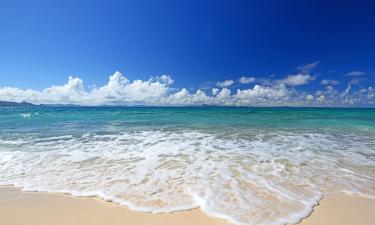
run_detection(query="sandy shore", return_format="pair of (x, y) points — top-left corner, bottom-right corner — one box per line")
(0, 187), (229, 225)
(0, 187), (374, 225)
(298, 194), (375, 225)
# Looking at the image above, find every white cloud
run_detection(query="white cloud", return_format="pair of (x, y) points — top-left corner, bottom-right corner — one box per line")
(297, 61), (320, 74)
(0, 70), (374, 107)
(149, 75), (174, 85)
(167, 88), (190, 105)
(0, 76), (90, 104)
(216, 88), (231, 100)
(212, 88), (219, 96)
(306, 95), (314, 101)
(341, 85), (351, 97)
(368, 87), (374, 99)
(216, 80), (234, 88)
(239, 76), (256, 84)
(320, 79), (339, 86)
(349, 77), (364, 85)
(280, 74), (313, 86)
(317, 95), (325, 102)
(91, 71), (171, 105)
(344, 70), (366, 84)
(344, 71), (366, 85)
(235, 84), (288, 100)
(345, 71), (366, 77)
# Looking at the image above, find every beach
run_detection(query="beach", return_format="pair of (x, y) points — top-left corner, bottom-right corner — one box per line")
(1, 0), (375, 223)
(0, 186), (374, 225)
(0, 187), (229, 225)
(1, 107), (375, 225)
(298, 194), (375, 225)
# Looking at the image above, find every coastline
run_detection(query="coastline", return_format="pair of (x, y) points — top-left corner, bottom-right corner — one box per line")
(1, 187), (374, 225)
(297, 193), (375, 225)
(0, 186), (229, 225)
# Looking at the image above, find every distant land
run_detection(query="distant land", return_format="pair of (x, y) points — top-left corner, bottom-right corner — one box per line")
(0, 101), (374, 108)
(0, 101), (83, 107)
(0, 101), (36, 107)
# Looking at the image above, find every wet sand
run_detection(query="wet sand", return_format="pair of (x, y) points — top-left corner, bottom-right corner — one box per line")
(0, 187), (374, 225)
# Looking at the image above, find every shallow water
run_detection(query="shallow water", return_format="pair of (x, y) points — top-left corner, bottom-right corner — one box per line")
(0, 107), (374, 225)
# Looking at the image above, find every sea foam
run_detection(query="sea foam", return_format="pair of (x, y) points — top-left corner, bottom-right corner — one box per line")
(1, 128), (374, 225)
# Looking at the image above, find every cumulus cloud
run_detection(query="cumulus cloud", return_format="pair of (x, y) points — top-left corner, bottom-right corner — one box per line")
(235, 84), (288, 99)
(320, 79), (339, 86)
(0, 70), (374, 106)
(239, 76), (256, 84)
(212, 88), (219, 96)
(216, 80), (234, 88)
(0, 72), (173, 105)
(368, 87), (375, 100)
(306, 95), (314, 101)
(90, 72), (173, 104)
(149, 75), (174, 85)
(0, 76), (90, 104)
(280, 74), (313, 86)
(234, 84), (290, 105)
(277, 62), (319, 86)
(317, 95), (325, 102)
(216, 88), (232, 101)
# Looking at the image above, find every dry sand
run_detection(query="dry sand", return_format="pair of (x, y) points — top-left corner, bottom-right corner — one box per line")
(298, 194), (375, 225)
(0, 186), (374, 225)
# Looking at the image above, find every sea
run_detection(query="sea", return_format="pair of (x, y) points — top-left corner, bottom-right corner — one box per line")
(0, 106), (374, 225)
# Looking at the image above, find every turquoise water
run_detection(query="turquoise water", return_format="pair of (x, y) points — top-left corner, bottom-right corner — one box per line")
(1, 107), (375, 225)
(1, 107), (375, 133)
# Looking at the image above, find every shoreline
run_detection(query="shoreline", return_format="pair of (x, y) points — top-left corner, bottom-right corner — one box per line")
(1, 186), (374, 225)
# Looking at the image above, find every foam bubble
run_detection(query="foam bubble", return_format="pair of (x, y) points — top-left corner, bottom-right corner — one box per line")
(20, 113), (32, 119)
(0, 129), (374, 225)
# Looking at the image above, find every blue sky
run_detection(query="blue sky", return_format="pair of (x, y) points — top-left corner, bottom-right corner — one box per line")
(0, 0), (374, 106)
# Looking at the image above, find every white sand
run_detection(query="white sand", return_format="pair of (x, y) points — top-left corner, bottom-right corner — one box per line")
(1, 187), (374, 225)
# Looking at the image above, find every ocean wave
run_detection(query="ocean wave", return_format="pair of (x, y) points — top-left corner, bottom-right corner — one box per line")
(0, 130), (374, 225)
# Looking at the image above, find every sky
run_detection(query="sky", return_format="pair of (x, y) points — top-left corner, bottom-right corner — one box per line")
(0, 0), (374, 106)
